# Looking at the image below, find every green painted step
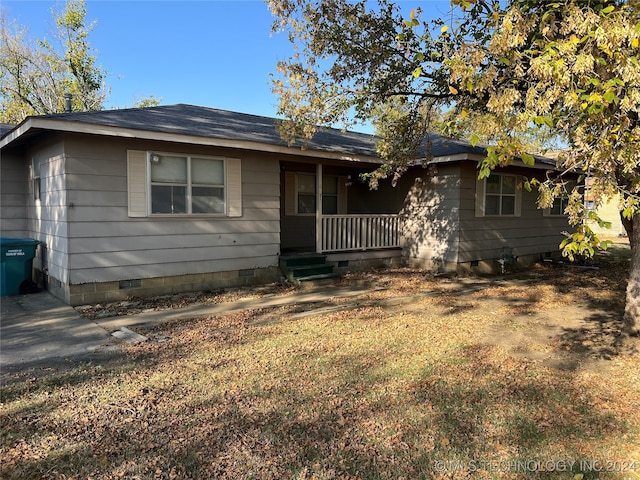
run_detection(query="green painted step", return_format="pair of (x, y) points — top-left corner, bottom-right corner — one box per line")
(287, 264), (334, 278)
(280, 254), (339, 285)
(280, 255), (328, 268)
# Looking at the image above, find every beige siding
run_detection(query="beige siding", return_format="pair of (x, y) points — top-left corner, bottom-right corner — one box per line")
(458, 163), (569, 263)
(63, 136), (280, 285)
(586, 194), (626, 237)
(37, 153), (69, 283)
(400, 165), (461, 269)
(0, 151), (28, 237)
(14, 140), (71, 285)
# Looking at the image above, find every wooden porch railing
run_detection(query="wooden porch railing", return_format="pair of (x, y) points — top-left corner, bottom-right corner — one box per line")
(320, 214), (401, 252)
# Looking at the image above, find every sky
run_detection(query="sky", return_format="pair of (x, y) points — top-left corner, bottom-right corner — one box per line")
(2, 0), (454, 130)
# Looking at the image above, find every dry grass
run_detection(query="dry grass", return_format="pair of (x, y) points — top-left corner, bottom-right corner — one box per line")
(1, 247), (639, 479)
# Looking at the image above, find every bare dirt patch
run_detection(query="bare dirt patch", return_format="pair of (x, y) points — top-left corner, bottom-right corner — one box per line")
(84, 245), (640, 383)
(75, 241), (638, 375)
(3, 243), (639, 479)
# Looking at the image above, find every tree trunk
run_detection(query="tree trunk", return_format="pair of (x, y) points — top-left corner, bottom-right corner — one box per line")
(621, 213), (634, 249)
(623, 214), (640, 336)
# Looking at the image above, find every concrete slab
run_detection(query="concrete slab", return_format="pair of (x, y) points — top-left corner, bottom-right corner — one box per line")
(111, 327), (148, 344)
(1, 291), (120, 383)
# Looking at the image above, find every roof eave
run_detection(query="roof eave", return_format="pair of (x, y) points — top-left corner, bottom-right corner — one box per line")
(0, 118), (383, 164)
(0, 118), (34, 149)
(428, 152), (560, 171)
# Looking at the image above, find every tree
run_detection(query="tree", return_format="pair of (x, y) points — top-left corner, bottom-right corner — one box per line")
(0, 0), (107, 122)
(131, 95), (162, 109)
(269, 0), (640, 335)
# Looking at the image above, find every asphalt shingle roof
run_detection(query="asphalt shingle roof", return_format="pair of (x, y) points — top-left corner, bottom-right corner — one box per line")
(30, 104), (383, 157)
(3, 104), (556, 166)
(0, 123), (16, 137)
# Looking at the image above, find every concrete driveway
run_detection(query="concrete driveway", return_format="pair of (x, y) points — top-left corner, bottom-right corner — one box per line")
(1, 291), (120, 384)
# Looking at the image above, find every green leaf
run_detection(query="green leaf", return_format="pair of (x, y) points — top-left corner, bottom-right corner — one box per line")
(601, 5), (615, 14)
(470, 133), (480, 147)
(478, 166), (491, 179)
(533, 115), (554, 127)
(521, 152), (535, 165)
(600, 240), (613, 250)
(622, 206), (635, 219)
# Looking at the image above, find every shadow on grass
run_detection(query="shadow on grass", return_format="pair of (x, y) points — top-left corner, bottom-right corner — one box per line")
(9, 342), (631, 479)
(478, 245), (636, 361)
(2, 254), (638, 479)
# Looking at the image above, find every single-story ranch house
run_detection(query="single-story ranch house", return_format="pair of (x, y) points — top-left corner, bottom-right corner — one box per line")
(0, 104), (571, 305)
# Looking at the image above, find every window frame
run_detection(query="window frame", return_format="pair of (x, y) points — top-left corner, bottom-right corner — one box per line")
(476, 173), (522, 218)
(321, 175), (339, 215)
(32, 157), (42, 201)
(544, 182), (573, 217)
(548, 196), (569, 216)
(147, 152), (227, 216)
(295, 173), (316, 216)
(294, 173), (340, 216)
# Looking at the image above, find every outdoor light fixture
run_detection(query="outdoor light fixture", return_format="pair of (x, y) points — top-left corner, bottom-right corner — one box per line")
(150, 154), (161, 164)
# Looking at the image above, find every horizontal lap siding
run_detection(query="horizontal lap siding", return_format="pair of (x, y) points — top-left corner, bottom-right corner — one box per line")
(457, 163), (569, 263)
(64, 137), (280, 284)
(0, 153), (28, 237)
(400, 167), (461, 265)
(21, 142), (70, 284)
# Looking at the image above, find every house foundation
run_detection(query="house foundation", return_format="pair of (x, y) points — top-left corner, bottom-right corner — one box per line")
(43, 267), (281, 306)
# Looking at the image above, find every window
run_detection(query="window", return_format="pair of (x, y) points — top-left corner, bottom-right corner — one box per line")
(32, 158), (41, 201)
(295, 174), (339, 215)
(546, 183), (573, 216)
(297, 174), (316, 214)
(549, 196), (568, 215)
(127, 150), (241, 218)
(149, 153), (225, 215)
(322, 176), (338, 214)
(485, 174), (517, 215)
(475, 173), (522, 217)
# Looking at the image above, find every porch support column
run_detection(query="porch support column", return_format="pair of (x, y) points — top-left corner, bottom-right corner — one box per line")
(316, 163), (322, 253)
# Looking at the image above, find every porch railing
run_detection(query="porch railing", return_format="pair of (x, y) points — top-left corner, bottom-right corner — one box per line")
(320, 214), (401, 252)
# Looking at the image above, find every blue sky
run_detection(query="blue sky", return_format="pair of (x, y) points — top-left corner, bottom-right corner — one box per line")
(3, 0), (454, 128)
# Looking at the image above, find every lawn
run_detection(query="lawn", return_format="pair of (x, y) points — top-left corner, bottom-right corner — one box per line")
(1, 245), (639, 479)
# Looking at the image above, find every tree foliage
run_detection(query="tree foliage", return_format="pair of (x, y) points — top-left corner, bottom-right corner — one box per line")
(0, 0), (107, 122)
(269, 0), (640, 333)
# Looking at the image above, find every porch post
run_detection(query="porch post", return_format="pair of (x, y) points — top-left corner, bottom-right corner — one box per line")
(316, 163), (322, 253)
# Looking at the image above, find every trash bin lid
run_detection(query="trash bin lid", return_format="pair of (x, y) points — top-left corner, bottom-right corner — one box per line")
(0, 237), (41, 247)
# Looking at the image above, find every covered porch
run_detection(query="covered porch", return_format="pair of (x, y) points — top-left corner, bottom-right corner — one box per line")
(280, 160), (405, 256)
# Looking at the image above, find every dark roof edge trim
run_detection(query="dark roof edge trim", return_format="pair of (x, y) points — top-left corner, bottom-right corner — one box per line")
(429, 153), (560, 171)
(1, 118), (385, 165)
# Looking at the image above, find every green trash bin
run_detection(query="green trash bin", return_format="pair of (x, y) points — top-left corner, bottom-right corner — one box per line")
(0, 238), (41, 296)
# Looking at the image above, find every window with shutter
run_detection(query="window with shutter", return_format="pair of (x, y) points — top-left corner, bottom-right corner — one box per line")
(126, 150), (242, 217)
